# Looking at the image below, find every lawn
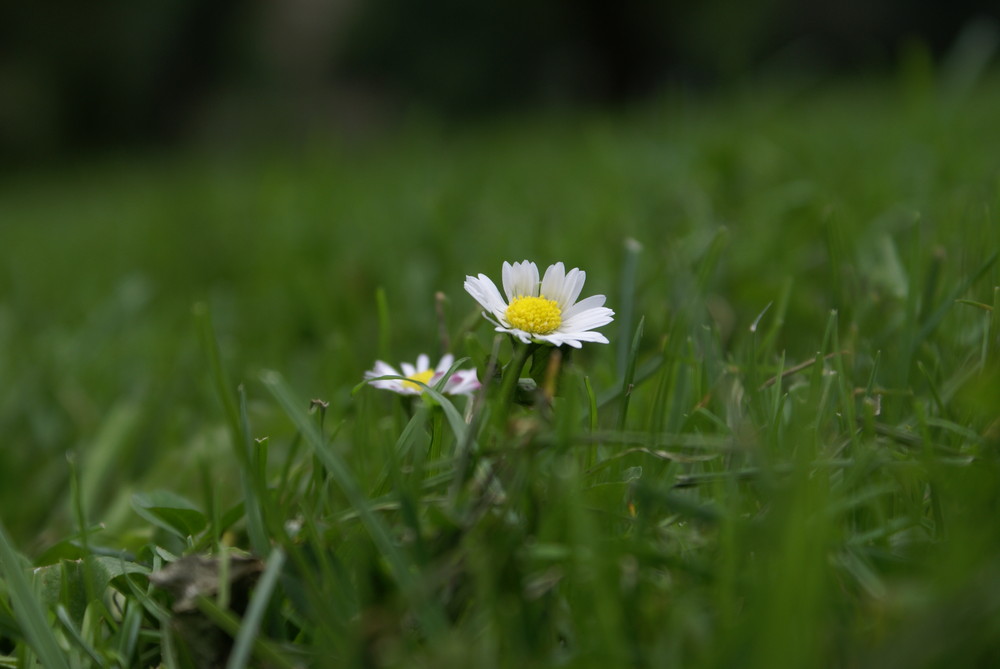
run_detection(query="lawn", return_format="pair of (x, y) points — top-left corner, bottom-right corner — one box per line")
(1, 67), (999, 668)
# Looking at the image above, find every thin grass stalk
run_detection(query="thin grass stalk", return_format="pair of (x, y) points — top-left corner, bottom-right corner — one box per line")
(617, 316), (645, 432)
(616, 238), (642, 380)
(239, 386), (270, 557)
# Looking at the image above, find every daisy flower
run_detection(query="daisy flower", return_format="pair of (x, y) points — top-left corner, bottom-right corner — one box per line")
(365, 353), (480, 396)
(464, 260), (614, 348)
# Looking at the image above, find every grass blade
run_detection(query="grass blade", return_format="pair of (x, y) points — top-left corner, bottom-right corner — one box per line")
(0, 521), (72, 669)
(226, 547), (286, 669)
(616, 238), (642, 379)
(194, 303), (242, 445)
(239, 385), (270, 557)
(914, 251), (997, 350)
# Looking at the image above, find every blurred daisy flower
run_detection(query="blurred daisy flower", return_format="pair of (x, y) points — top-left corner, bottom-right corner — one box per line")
(365, 353), (480, 396)
(464, 260), (614, 348)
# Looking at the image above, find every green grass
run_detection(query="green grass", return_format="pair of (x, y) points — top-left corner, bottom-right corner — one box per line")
(2, 67), (1000, 667)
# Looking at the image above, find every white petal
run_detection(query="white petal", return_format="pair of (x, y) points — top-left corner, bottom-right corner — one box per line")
(504, 260), (539, 300)
(540, 262), (566, 300)
(561, 306), (615, 332)
(561, 293), (607, 320)
(563, 330), (610, 344)
(365, 361), (400, 379)
(559, 268), (586, 309)
(533, 333), (564, 346)
(368, 377), (409, 392)
(446, 369), (480, 395)
(436, 353), (455, 373)
(400, 362), (416, 377)
(416, 354), (430, 372)
(482, 312), (503, 328)
(465, 274), (508, 314)
(536, 332), (583, 348)
(501, 261), (514, 301)
(495, 325), (534, 344)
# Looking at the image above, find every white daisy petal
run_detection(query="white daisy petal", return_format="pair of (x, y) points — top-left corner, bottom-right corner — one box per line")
(545, 267), (582, 310)
(365, 361), (404, 390)
(540, 262), (566, 300)
(561, 293), (607, 320)
(560, 268), (586, 309)
(538, 333), (583, 348)
(501, 261), (515, 301)
(366, 367), (413, 392)
(507, 260), (540, 299)
(366, 361), (400, 378)
(482, 312), (503, 328)
(564, 330), (610, 344)
(465, 274), (507, 314)
(436, 353), (455, 373)
(416, 354), (430, 372)
(496, 325), (533, 344)
(400, 362), (417, 377)
(533, 332), (564, 346)
(562, 307), (615, 331)
(446, 369), (481, 395)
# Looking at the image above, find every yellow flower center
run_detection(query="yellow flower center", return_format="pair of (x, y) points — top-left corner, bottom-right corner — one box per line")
(403, 369), (436, 392)
(505, 296), (562, 335)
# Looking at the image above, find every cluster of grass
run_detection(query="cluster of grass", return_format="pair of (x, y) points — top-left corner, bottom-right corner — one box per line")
(2, 62), (1000, 667)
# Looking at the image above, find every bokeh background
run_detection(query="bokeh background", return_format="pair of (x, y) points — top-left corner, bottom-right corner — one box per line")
(2, 1), (999, 549)
(2, 0), (998, 161)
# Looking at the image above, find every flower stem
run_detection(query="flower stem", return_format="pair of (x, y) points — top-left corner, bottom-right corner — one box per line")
(494, 341), (534, 430)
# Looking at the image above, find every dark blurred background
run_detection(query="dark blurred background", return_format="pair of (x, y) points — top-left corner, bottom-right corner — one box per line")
(1, 0), (998, 163)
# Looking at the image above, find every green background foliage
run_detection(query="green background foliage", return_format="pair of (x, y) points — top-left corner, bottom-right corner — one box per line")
(1, 62), (999, 666)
